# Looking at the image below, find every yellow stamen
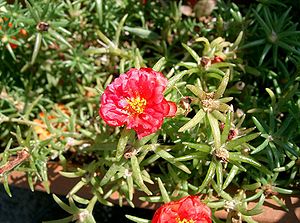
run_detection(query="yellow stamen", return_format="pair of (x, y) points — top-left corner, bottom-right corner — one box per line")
(126, 96), (147, 115)
(176, 218), (195, 223)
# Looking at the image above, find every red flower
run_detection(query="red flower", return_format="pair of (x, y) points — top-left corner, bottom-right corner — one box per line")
(9, 36), (18, 49)
(211, 56), (224, 64)
(19, 28), (28, 37)
(99, 68), (177, 139)
(152, 196), (211, 223)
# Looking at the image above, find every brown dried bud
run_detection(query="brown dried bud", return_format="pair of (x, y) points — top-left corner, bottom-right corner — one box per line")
(180, 96), (192, 116)
(214, 147), (229, 163)
(37, 22), (49, 32)
(201, 98), (219, 112)
(228, 129), (238, 140)
(123, 144), (137, 159)
(200, 56), (211, 68)
(262, 185), (279, 197)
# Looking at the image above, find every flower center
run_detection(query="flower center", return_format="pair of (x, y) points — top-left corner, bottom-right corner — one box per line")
(176, 218), (195, 223)
(125, 96), (147, 115)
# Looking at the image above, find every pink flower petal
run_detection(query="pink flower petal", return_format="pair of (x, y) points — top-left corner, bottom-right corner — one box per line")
(99, 68), (177, 138)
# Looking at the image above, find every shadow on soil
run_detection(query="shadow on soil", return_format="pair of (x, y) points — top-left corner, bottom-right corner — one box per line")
(0, 185), (154, 223)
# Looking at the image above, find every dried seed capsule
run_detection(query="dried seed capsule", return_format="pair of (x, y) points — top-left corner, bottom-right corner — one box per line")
(37, 22), (49, 31)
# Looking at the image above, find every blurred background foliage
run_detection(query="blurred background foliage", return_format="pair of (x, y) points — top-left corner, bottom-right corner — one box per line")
(0, 0), (299, 222)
